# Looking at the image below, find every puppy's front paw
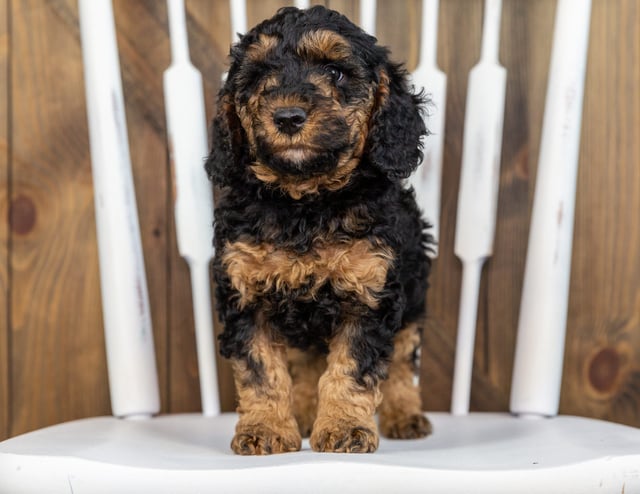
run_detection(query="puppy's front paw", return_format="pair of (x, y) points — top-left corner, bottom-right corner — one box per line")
(310, 420), (379, 453)
(380, 413), (433, 439)
(231, 424), (301, 455)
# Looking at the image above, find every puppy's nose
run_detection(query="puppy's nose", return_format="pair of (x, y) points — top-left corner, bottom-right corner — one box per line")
(273, 107), (307, 135)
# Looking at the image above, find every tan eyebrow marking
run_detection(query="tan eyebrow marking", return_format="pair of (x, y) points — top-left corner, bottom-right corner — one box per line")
(297, 29), (352, 62)
(246, 34), (279, 62)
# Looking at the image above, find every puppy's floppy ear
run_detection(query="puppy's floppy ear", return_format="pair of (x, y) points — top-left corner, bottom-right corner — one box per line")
(205, 88), (247, 187)
(365, 63), (427, 179)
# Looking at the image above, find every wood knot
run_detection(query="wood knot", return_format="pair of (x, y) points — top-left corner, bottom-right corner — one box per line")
(9, 195), (37, 235)
(588, 347), (621, 394)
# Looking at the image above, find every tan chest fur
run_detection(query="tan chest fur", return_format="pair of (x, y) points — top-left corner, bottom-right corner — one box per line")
(222, 238), (394, 309)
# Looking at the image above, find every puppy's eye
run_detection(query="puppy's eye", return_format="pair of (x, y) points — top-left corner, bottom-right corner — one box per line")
(323, 65), (344, 83)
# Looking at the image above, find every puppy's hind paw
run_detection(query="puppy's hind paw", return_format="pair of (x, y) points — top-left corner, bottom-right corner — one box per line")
(380, 413), (432, 439)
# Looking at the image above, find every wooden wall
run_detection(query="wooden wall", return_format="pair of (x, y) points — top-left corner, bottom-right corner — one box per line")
(0, 0), (638, 440)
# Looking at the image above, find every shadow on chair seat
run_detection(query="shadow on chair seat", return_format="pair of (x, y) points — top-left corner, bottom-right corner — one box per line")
(1, 412), (639, 493)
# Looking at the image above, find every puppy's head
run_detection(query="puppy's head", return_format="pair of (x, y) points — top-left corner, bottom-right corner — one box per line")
(206, 6), (426, 199)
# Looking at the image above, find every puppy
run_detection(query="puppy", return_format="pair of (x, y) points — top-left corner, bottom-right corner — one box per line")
(206, 5), (433, 455)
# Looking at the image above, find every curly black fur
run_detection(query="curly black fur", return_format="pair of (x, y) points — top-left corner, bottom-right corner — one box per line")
(207, 5), (432, 387)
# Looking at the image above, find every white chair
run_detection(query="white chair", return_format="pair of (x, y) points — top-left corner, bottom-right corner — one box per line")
(2, 1), (639, 493)
(2, 411), (639, 493)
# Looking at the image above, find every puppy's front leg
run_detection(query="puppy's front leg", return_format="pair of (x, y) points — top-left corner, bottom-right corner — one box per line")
(231, 324), (301, 455)
(310, 322), (383, 453)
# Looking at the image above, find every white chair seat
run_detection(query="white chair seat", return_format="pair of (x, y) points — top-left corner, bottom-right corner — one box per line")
(1, 412), (639, 493)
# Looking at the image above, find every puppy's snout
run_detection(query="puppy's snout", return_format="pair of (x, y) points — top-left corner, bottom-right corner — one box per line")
(273, 107), (307, 135)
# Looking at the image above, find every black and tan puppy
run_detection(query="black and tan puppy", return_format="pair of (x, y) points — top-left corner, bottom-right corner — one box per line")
(206, 5), (433, 455)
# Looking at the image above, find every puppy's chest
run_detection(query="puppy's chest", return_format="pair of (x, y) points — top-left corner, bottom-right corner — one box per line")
(222, 237), (393, 309)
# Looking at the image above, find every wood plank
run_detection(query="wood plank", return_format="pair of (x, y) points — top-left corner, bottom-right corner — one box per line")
(9, 0), (109, 435)
(560, 0), (640, 426)
(246, 0), (288, 30)
(0, 0), (10, 441)
(374, 0), (421, 71)
(326, 0), (357, 23)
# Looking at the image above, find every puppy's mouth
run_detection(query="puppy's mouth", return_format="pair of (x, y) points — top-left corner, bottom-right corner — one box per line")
(248, 122), (363, 198)
(274, 145), (317, 163)
(258, 143), (344, 178)
(255, 132), (351, 178)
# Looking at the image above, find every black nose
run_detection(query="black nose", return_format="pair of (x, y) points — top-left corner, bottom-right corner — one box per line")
(273, 107), (307, 135)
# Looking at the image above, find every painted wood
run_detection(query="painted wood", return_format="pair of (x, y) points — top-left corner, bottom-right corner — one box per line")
(164, 0), (218, 416)
(110, 0), (173, 416)
(452, 0), (506, 415)
(2, 413), (640, 492)
(359, 0), (376, 35)
(168, 0), (236, 415)
(79, 0), (160, 418)
(510, 0), (592, 417)
(409, 0), (446, 258)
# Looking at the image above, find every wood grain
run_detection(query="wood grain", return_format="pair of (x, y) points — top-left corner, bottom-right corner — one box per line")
(246, 0), (288, 30)
(374, 0), (421, 71)
(8, 0), (109, 435)
(326, 0), (357, 24)
(0, 0), (9, 440)
(561, 0), (640, 426)
(1, 0), (639, 439)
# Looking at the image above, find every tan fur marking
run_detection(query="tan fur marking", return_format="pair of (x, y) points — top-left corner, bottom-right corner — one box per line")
(222, 238), (393, 308)
(231, 322), (301, 455)
(310, 322), (381, 452)
(246, 34), (279, 62)
(379, 323), (433, 439)
(297, 30), (352, 62)
(287, 349), (327, 437)
(375, 68), (391, 110)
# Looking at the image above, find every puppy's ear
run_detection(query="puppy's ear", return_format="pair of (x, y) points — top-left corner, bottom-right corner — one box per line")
(205, 89), (246, 187)
(365, 63), (427, 179)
